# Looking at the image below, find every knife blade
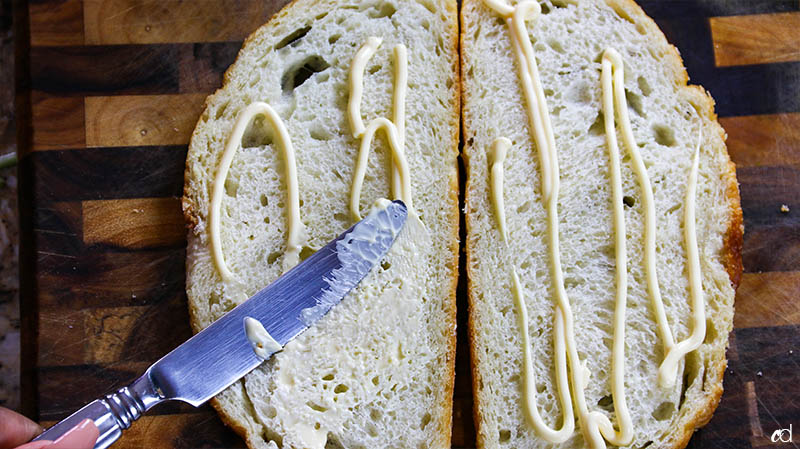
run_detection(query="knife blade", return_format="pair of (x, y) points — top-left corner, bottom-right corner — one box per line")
(34, 200), (408, 449)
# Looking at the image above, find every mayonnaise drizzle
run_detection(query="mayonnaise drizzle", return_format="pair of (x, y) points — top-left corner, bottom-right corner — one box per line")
(601, 48), (706, 389)
(348, 38), (412, 220)
(482, 1), (602, 445)
(209, 102), (307, 281)
(601, 48), (676, 384)
(658, 128), (706, 387)
(488, 137), (575, 442)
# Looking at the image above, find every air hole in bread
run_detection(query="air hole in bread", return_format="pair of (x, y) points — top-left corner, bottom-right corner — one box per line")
(281, 55), (330, 96)
(611, 4), (636, 25)
(517, 201), (532, 213)
(333, 212), (348, 222)
(370, 408), (382, 420)
(367, 2), (397, 19)
(368, 64), (381, 75)
(653, 124), (677, 147)
(267, 252), (281, 265)
(678, 371), (690, 408)
(623, 195), (636, 207)
(588, 112), (605, 136)
(704, 318), (716, 344)
(334, 384), (349, 393)
(420, 412), (432, 430)
(638, 76), (652, 96)
(381, 260), (391, 270)
(548, 39), (565, 54)
(242, 115), (275, 147)
(652, 401), (675, 420)
(597, 394), (614, 410)
(371, 375), (380, 386)
(328, 34), (341, 45)
(276, 26), (312, 50)
(214, 101), (230, 120)
(551, 0), (569, 8)
(307, 401), (328, 412)
(299, 246), (315, 261)
(325, 434), (343, 449)
(259, 194), (268, 207)
(499, 429), (512, 443)
(224, 178), (239, 197)
(322, 373), (334, 381)
(639, 442), (654, 449)
(626, 89), (645, 117)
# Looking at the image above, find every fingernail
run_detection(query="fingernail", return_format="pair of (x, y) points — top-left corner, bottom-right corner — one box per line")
(46, 419), (99, 448)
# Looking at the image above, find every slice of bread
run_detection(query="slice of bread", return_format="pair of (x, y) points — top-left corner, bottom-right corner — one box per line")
(461, 1), (742, 448)
(182, 1), (460, 448)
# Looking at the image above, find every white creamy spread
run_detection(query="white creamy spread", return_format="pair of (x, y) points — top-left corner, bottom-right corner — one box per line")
(348, 37), (413, 220)
(244, 316), (282, 359)
(209, 102), (308, 282)
(299, 199), (405, 325)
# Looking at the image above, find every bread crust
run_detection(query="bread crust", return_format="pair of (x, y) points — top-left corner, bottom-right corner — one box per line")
(460, 0), (743, 448)
(182, 0), (461, 448)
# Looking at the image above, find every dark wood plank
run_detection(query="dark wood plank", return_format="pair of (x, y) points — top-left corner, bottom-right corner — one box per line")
(30, 45), (180, 95)
(38, 362), (203, 420)
(637, 0), (799, 19)
(38, 300), (192, 367)
(711, 12), (800, 67)
(36, 249), (185, 309)
(177, 42), (242, 94)
(29, 146), (187, 202)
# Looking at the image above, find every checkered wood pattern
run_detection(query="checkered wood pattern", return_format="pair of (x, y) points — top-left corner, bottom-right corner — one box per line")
(15, 0), (800, 447)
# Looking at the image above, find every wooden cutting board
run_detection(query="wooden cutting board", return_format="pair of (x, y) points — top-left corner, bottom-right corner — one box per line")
(16, 0), (800, 447)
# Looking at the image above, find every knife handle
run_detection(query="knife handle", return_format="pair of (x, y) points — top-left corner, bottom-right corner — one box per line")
(33, 372), (165, 449)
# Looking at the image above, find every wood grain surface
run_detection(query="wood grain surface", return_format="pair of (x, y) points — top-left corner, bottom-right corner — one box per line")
(16, 0), (800, 448)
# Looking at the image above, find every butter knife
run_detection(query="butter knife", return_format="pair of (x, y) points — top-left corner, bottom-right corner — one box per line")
(34, 200), (408, 448)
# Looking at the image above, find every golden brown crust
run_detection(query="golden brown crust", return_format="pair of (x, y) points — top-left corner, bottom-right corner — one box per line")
(461, 0), (743, 448)
(432, 0), (461, 445)
(183, 1), (461, 448)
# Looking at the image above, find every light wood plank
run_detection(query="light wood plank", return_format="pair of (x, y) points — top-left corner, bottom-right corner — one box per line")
(711, 12), (800, 66)
(83, 0), (281, 45)
(85, 94), (206, 148)
(734, 272), (800, 328)
(29, 0), (84, 46)
(31, 94), (85, 151)
(720, 113), (800, 167)
(82, 198), (185, 249)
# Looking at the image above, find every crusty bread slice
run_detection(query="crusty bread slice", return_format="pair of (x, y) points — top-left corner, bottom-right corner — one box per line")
(461, 0), (742, 448)
(182, 1), (460, 447)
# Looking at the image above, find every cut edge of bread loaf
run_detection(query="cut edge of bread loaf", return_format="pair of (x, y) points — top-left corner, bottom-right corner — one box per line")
(182, 0), (461, 447)
(460, 0), (742, 448)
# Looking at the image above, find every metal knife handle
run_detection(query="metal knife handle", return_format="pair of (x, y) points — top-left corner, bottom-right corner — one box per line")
(34, 372), (165, 449)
